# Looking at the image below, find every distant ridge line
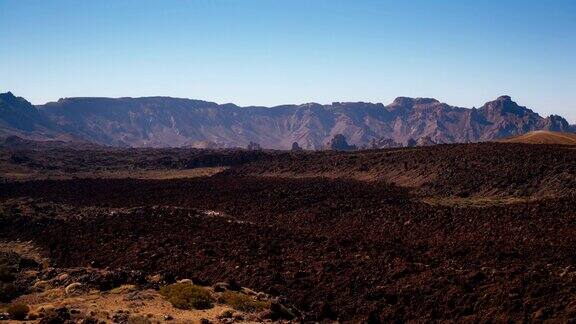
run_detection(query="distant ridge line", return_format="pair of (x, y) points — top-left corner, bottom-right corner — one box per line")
(1, 91), (575, 149)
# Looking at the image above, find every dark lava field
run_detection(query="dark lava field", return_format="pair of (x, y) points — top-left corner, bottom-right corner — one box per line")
(1, 142), (576, 322)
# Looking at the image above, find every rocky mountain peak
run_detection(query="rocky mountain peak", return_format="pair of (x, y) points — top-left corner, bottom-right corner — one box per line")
(496, 95), (512, 102)
(0, 91), (20, 105)
(0, 91), (15, 98)
(540, 114), (571, 132)
(0, 92), (34, 110)
(390, 97), (440, 107)
(481, 95), (530, 116)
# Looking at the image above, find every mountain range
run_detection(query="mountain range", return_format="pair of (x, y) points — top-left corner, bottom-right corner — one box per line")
(1, 91), (574, 149)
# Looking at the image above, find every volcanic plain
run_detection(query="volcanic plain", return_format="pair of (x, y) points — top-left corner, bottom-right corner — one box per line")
(1, 141), (575, 322)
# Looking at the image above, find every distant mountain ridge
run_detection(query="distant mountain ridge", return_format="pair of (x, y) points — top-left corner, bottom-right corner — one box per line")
(1, 91), (574, 149)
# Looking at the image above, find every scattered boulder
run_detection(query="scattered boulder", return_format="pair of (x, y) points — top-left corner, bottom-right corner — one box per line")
(213, 282), (230, 292)
(57, 273), (69, 282)
(39, 306), (71, 324)
(233, 312), (244, 320)
(227, 279), (241, 291)
(146, 274), (163, 285)
(532, 307), (551, 321)
(18, 256), (40, 269)
(32, 279), (51, 292)
(112, 311), (129, 323)
(255, 292), (268, 301)
(65, 282), (84, 295)
(36, 304), (56, 314)
(218, 310), (233, 319)
(28, 311), (39, 320)
(79, 317), (98, 324)
(268, 302), (296, 320)
(241, 287), (257, 296)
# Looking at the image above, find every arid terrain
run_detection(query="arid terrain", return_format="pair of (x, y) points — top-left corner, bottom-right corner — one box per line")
(1, 140), (576, 322)
(500, 130), (576, 145)
(3, 0), (576, 321)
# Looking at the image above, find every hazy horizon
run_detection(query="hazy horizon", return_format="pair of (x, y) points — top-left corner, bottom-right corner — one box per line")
(1, 0), (575, 122)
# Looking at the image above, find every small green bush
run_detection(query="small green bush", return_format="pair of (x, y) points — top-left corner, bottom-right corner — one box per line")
(8, 302), (30, 320)
(160, 282), (214, 310)
(221, 291), (269, 313)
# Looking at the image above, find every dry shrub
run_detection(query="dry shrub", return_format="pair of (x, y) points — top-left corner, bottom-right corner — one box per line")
(109, 284), (137, 294)
(8, 303), (30, 320)
(160, 282), (214, 310)
(221, 291), (269, 313)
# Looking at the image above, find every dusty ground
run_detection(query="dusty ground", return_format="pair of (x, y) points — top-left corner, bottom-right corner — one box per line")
(0, 241), (280, 323)
(12, 285), (236, 323)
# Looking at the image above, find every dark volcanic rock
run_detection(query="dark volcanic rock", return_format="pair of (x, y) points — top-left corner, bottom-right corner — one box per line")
(291, 142), (303, 151)
(1, 143), (576, 321)
(329, 134), (357, 151)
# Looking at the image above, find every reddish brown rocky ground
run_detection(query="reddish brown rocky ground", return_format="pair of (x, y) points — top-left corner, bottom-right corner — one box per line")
(1, 143), (576, 322)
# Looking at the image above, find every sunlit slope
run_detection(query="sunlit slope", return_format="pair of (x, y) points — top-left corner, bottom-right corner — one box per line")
(500, 131), (576, 145)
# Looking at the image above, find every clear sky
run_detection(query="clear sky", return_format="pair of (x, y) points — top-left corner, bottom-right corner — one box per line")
(1, 0), (575, 122)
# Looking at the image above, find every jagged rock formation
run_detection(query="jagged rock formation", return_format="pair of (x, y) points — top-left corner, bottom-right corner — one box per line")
(0, 92), (71, 141)
(0, 92), (573, 149)
(246, 141), (263, 151)
(406, 138), (417, 148)
(329, 134), (357, 151)
(291, 142), (303, 151)
(416, 136), (436, 146)
(366, 138), (403, 149)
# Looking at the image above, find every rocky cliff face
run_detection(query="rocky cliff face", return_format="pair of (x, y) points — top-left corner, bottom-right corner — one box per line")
(0, 92), (572, 149)
(0, 92), (65, 140)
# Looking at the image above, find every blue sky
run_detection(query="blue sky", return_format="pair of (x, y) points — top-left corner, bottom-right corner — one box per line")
(1, 0), (575, 122)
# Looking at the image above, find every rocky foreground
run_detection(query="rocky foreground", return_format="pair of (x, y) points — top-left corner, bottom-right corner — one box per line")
(0, 240), (296, 323)
(1, 143), (576, 322)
